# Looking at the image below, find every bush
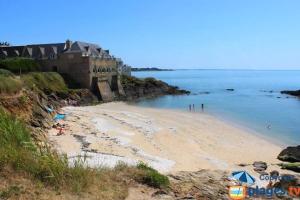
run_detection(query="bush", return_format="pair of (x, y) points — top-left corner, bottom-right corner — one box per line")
(22, 72), (68, 94)
(0, 68), (14, 77)
(0, 75), (22, 94)
(136, 162), (170, 188)
(0, 58), (40, 73)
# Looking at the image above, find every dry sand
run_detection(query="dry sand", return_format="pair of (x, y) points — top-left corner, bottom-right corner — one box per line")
(48, 102), (287, 181)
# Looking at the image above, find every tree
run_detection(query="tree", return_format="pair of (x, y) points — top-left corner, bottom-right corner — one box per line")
(0, 42), (11, 46)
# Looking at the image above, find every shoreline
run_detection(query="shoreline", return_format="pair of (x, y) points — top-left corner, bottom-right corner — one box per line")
(133, 102), (288, 148)
(47, 102), (287, 178)
(205, 110), (288, 148)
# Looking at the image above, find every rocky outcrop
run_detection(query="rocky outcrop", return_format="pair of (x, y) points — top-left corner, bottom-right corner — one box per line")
(281, 90), (300, 97)
(278, 146), (300, 163)
(127, 170), (231, 200)
(0, 88), (97, 143)
(167, 170), (230, 200)
(121, 75), (190, 100)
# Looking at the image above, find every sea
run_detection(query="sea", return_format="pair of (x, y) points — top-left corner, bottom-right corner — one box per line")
(132, 69), (300, 146)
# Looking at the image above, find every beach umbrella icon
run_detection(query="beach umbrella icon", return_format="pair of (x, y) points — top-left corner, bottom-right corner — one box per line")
(231, 171), (256, 185)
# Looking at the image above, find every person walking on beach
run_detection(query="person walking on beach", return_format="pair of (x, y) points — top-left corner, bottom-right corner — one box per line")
(192, 104), (195, 112)
(189, 104), (191, 112)
(201, 104), (204, 111)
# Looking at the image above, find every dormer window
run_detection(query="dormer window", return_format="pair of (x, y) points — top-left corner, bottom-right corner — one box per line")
(49, 53), (56, 60)
(14, 50), (20, 57)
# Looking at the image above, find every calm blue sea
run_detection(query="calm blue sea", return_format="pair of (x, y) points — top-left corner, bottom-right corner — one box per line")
(133, 70), (300, 145)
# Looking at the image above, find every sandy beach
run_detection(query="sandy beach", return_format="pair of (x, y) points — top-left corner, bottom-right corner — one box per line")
(48, 102), (285, 178)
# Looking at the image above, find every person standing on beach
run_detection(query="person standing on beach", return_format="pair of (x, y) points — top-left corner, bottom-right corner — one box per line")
(192, 104), (195, 112)
(201, 104), (204, 111)
(189, 104), (191, 112)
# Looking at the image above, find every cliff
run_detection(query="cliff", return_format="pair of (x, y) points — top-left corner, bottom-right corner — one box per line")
(121, 75), (190, 100)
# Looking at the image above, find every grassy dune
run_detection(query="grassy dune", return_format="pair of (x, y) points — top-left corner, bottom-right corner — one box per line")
(0, 69), (22, 95)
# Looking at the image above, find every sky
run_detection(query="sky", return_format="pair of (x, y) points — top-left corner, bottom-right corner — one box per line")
(1, 0), (300, 69)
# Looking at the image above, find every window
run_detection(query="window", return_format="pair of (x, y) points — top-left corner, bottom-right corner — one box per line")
(49, 53), (56, 60)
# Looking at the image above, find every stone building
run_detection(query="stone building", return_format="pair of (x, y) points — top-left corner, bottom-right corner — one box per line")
(0, 40), (131, 101)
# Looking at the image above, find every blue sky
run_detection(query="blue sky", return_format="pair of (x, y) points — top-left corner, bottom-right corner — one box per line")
(1, 0), (300, 69)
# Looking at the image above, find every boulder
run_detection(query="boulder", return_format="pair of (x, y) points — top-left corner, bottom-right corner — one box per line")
(168, 170), (230, 200)
(253, 161), (268, 170)
(278, 146), (300, 162)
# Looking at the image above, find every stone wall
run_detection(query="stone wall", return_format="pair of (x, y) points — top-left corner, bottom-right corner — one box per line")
(39, 53), (124, 101)
(39, 53), (91, 88)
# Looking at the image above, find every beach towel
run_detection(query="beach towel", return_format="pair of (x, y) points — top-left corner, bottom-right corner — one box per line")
(54, 113), (66, 121)
(45, 106), (54, 113)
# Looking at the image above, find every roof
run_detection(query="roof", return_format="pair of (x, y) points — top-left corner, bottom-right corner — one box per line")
(0, 40), (113, 59)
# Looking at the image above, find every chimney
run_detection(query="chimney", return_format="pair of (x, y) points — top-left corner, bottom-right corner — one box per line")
(64, 39), (72, 50)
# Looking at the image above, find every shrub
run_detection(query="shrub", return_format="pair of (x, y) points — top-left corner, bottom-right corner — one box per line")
(0, 58), (40, 73)
(0, 75), (22, 94)
(136, 162), (170, 188)
(0, 68), (14, 77)
(22, 72), (68, 94)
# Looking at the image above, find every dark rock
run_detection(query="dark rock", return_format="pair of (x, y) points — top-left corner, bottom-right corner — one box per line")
(253, 161), (268, 170)
(237, 163), (249, 167)
(151, 189), (168, 197)
(226, 89), (234, 91)
(270, 170), (280, 177)
(281, 90), (300, 97)
(274, 174), (300, 190)
(198, 91), (210, 95)
(261, 90), (274, 93)
(121, 76), (190, 100)
(278, 146), (300, 162)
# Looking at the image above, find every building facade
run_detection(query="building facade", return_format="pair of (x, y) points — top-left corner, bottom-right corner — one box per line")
(0, 40), (131, 101)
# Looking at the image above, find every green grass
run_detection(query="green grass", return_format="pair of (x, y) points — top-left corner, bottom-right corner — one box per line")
(0, 69), (14, 77)
(121, 75), (165, 88)
(136, 162), (170, 188)
(0, 74), (22, 94)
(0, 109), (92, 193)
(0, 58), (40, 73)
(22, 72), (68, 95)
(0, 70), (69, 96)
